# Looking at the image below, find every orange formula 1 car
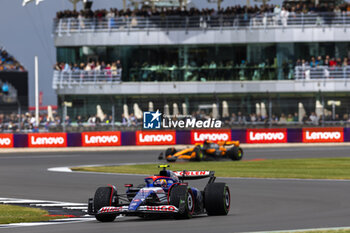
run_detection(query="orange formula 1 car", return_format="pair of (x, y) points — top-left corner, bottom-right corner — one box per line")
(158, 140), (243, 162)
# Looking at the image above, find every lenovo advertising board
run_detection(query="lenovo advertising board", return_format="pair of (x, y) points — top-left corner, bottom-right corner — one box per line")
(82, 131), (121, 147)
(190, 130), (231, 144)
(28, 133), (67, 147)
(136, 131), (176, 145)
(302, 127), (344, 143)
(0, 134), (13, 148)
(246, 128), (287, 143)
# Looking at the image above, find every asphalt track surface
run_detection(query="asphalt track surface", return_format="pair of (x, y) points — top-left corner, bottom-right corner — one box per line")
(1, 146), (350, 233)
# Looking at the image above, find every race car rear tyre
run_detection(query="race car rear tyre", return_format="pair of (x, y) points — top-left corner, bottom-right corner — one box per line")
(227, 147), (243, 161)
(194, 146), (204, 161)
(169, 185), (195, 219)
(204, 183), (230, 216)
(94, 186), (118, 222)
(165, 147), (177, 156)
(165, 147), (177, 162)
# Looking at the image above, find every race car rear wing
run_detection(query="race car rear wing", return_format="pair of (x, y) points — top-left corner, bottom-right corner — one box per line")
(158, 165), (216, 183)
(173, 170), (216, 183)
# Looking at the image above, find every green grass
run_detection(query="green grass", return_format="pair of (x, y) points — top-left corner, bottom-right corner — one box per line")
(72, 157), (350, 180)
(0, 204), (65, 224)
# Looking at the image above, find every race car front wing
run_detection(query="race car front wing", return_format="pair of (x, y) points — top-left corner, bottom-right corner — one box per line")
(95, 205), (179, 215)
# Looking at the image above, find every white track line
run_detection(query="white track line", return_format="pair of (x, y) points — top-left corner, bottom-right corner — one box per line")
(246, 226), (350, 233)
(33, 203), (86, 207)
(1, 200), (49, 204)
(64, 207), (88, 210)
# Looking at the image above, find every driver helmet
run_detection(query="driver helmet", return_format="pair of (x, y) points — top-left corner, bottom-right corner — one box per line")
(156, 179), (167, 187)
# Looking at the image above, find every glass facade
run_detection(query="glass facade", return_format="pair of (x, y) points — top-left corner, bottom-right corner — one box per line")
(56, 42), (350, 82)
(60, 93), (350, 123)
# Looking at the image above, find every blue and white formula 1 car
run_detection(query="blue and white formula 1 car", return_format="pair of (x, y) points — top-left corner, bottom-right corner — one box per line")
(87, 165), (231, 222)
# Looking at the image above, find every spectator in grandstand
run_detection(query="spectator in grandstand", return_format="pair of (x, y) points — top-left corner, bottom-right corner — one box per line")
(76, 115), (84, 125)
(271, 114), (279, 124)
(329, 57), (337, 67)
(309, 112), (318, 125)
(316, 56), (323, 66)
(293, 112), (299, 122)
(280, 7), (289, 27)
(129, 113), (138, 125)
(237, 111), (246, 124)
(0, 48), (26, 71)
(121, 114), (127, 125)
(250, 113), (257, 123)
(64, 115), (71, 126)
(309, 57), (318, 67)
(230, 113), (237, 124)
(279, 113), (287, 124)
(323, 55), (330, 66)
(87, 115), (96, 124)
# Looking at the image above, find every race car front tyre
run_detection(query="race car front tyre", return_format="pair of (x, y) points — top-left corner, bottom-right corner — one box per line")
(169, 185), (195, 219)
(194, 146), (204, 161)
(94, 186), (118, 222)
(227, 147), (243, 161)
(204, 183), (230, 216)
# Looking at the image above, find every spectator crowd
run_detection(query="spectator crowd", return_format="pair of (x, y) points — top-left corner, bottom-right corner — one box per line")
(0, 109), (349, 132)
(296, 55), (350, 68)
(55, 2), (350, 20)
(0, 47), (25, 72)
(54, 53), (350, 82)
(54, 60), (122, 72)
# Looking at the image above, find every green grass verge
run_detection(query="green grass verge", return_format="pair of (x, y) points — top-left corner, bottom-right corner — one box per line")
(72, 158), (350, 180)
(0, 204), (64, 224)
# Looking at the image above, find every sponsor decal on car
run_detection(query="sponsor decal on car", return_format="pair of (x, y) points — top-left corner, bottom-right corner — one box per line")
(99, 206), (125, 213)
(190, 130), (231, 144)
(173, 171), (210, 176)
(0, 134), (13, 148)
(82, 131), (121, 147)
(246, 129), (287, 143)
(302, 127), (344, 143)
(144, 205), (177, 212)
(136, 131), (176, 145)
(28, 133), (67, 147)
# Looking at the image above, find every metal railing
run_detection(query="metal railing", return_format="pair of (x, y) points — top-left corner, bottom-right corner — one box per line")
(294, 65), (350, 79)
(53, 67), (281, 87)
(52, 69), (122, 89)
(53, 12), (350, 35)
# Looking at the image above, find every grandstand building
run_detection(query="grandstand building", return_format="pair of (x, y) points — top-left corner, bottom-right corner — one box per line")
(52, 0), (350, 124)
(0, 47), (28, 113)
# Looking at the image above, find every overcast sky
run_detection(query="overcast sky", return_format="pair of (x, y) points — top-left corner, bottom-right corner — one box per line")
(0, 0), (286, 107)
